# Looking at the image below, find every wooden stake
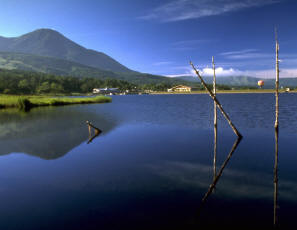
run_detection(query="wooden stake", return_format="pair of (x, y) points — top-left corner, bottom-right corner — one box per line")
(275, 29), (279, 130)
(190, 62), (242, 138)
(87, 121), (92, 138)
(86, 121), (102, 144)
(213, 56), (217, 180)
(274, 28), (279, 228)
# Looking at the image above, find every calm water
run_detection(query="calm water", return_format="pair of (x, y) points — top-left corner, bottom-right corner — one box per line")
(0, 93), (297, 229)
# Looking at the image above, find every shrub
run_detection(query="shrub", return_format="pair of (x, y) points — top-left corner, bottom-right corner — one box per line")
(3, 89), (11, 94)
(17, 97), (33, 111)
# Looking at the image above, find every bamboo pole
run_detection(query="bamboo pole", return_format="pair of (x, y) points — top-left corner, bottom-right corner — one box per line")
(213, 56), (217, 180)
(190, 62), (242, 138)
(273, 29), (280, 228)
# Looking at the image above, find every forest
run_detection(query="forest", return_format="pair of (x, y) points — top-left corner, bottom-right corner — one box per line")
(0, 69), (236, 95)
(0, 69), (137, 94)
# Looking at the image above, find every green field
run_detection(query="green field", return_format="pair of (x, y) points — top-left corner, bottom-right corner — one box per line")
(0, 95), (112, 110)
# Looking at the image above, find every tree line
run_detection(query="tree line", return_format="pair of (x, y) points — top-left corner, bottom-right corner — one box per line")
(0, 69), (140, 94)
(0, 69), (242, 95)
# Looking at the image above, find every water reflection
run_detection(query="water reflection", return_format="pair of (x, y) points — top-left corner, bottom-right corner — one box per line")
(213, 82), (217, 182)
(274, 126), (279, 227)
(0, 106), (117, 159)
(200, 136), (242, 208)
(199, 99), (280, 227)
(0, 95), (295, 229)
(86, 121), (102, 144)
(199, 79), (243, 211)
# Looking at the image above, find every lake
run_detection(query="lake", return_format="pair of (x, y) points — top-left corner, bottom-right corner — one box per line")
(0, 93), (297, 229)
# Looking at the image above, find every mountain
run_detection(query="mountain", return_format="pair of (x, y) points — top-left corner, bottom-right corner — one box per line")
(0, 52), (189, 85)
(175, 75), (297, 88)
(0, 51), (119, 78)
(5, 28), (295, 88)
(0, 29), (192, 85)
(176, 75), (259, 86)
(0, 28), (132, 73)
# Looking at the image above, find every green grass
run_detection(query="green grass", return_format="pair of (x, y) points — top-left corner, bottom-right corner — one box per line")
(0, 95), (112, 110)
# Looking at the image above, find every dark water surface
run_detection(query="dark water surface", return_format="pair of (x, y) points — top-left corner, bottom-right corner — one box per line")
(0, 94), (297, 229)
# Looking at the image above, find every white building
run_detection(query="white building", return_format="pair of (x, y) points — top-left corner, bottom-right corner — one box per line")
(167, 85), (192, 93)
(93, 88), (120, 94)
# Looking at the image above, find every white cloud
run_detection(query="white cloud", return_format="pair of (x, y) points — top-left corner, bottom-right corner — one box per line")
(140, 0), (279, 22)
(165, 65), (297, 78)
(220, 49), (258, 56)
(166, 66), (242, 77)
(220, 49), (274, 60)
(220, 49), (297, 65)
(200, 67), (239, 76)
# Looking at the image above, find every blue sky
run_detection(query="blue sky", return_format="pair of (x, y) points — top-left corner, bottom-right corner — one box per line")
(0, 0), (296, 78)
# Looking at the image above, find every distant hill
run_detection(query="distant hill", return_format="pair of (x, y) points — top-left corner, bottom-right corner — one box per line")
(0, 28), (132, 73)
(177, 75), (258, 86)
(176, 75), (297, 88)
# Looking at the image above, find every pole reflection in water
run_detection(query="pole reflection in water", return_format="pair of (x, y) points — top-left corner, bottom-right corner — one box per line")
(197, 56), (242, 218)
(200, 136), (242, 209)
(274, 127), (279, 228)
(86, 121), (102, 144)
(213, 117), (217, 182)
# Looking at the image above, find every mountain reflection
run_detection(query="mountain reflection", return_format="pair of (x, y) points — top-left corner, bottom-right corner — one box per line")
(0, 106), (117, 159)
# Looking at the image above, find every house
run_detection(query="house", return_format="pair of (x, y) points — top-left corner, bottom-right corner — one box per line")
(93, 88), (100, 94)
(93, 88), (120, 94)
(168, 85), (192, 93)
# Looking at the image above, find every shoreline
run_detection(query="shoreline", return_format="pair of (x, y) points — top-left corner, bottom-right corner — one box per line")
(150, 89), (296, 95)
(0, 95), (112, 111)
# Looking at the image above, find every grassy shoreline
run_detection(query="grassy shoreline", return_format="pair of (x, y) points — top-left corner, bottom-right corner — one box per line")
(0, 95), (112, 110)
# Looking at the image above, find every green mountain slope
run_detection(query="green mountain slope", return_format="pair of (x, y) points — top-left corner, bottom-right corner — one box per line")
(0, 28), (132, 73)
(0, 52), (187, 85)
